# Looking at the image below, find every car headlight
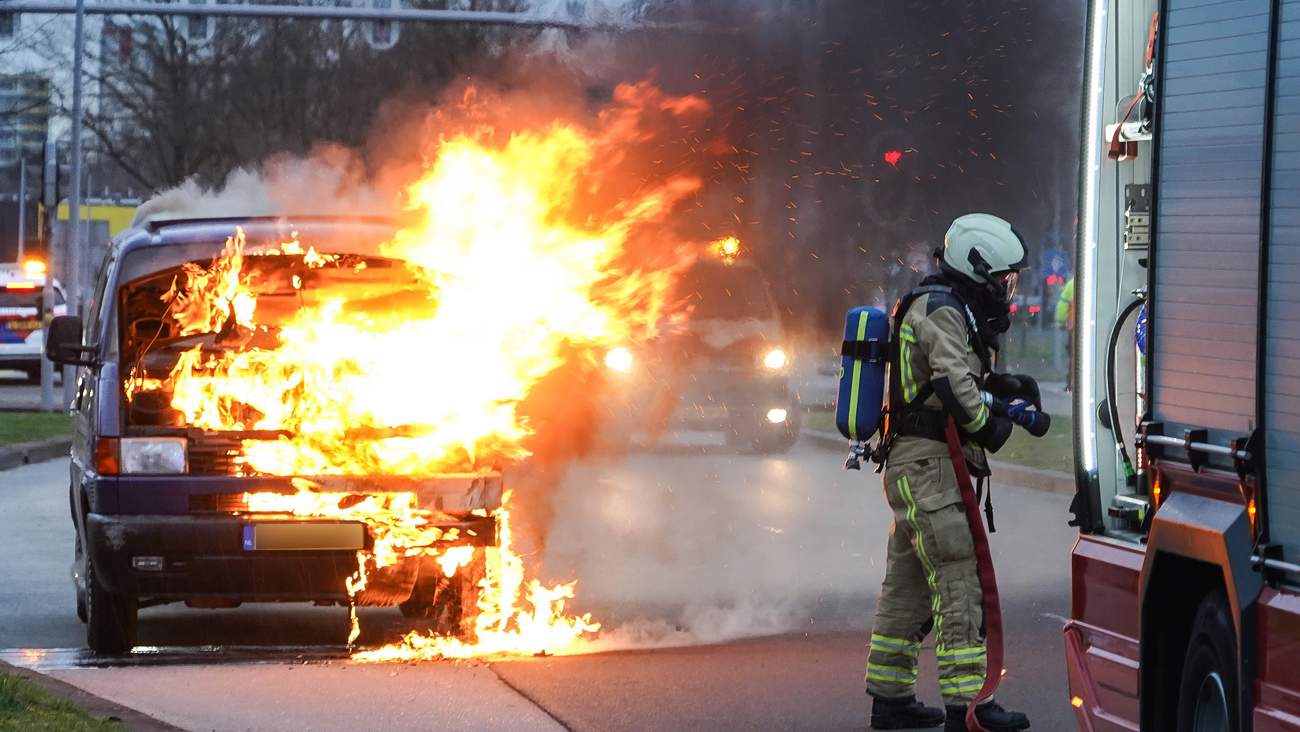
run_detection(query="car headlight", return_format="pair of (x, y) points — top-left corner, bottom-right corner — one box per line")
(762, 348), (788, 371)
(120, 437), (188, 474)
(604, 346), (634, 374)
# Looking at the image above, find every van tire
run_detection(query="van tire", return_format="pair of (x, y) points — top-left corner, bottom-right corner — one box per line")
(85, 559), (137, 654)
(399, 550), (485, 640)
(74, 535), (88, 623)
(1176, 590), (1238, 732)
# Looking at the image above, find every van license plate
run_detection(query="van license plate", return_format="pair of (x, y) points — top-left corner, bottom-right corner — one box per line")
(242, 523), (365, 551)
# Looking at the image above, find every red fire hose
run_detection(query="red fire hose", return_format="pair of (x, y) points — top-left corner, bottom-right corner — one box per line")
(944, 418), (1003, 732)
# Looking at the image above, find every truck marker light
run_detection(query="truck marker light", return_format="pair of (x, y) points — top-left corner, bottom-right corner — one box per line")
(1249, 498), (1257, 533)
(1072, 696), (1085, 709)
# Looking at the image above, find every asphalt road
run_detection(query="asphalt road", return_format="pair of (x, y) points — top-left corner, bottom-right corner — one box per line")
(0, 368), (65, 411)
(0, 439), (1077, 731)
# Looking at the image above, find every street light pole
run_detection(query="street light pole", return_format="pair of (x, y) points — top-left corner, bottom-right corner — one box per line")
(16, 158), (25, 261)
(62, 0), (86, 408)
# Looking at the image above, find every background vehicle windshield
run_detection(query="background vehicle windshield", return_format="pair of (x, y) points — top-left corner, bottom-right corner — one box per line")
(678, 262), (775, 321)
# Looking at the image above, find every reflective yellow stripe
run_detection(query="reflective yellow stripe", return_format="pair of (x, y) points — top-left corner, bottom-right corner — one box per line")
(939, 674), (986, 693)
(898, 475), (944, 648)
(899, 325), (919, 402)
(937, 646), (986, 661)
(961, 402), (989, 433)
(847, 311), (870, 440)
(870, 634), (920, 656)
(935, 655), (982, 665)
(867, 663), (918, 682)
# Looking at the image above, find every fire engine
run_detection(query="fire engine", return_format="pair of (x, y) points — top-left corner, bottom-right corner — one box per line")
(1067, 1), (1300, 730)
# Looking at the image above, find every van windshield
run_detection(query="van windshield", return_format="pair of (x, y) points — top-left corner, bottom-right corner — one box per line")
(120, 247), (426, 431)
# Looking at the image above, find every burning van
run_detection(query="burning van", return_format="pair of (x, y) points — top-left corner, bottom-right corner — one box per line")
(47, 218), (509, 654)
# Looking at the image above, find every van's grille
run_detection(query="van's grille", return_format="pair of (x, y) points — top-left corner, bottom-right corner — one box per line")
(187, 436), (244, 475)
(188, 493), (250, 513)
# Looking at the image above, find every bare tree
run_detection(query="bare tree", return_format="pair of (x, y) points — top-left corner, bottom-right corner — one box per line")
(77, 0), (529, 194)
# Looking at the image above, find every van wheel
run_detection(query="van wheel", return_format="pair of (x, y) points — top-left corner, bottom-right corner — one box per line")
(1176, 590), (1239, 732)
(73, 535), (88, 623)
(85, 558), (137, 654)
(399, 550), (485, 640)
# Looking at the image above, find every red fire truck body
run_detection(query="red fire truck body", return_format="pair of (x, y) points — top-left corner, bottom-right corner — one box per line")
(1068, 1), (1300, 730)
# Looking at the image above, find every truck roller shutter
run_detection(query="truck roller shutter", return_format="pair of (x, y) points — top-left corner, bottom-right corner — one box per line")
(1153, 0), (1271, 443)
(1266, 0), (1300, 565)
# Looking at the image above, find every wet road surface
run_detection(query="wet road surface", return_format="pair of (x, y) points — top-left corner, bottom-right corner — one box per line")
(0, 439), (1076, 731)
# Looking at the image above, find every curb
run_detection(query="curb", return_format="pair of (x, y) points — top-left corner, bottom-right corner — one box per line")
(0, 437), (72, 471)
(0, 659), (184, 732)
(803, 430), (1074, 495)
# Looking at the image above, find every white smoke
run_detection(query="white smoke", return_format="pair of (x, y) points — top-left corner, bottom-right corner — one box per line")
(130, 149), (395, 229)
(534, 450), (879, 652)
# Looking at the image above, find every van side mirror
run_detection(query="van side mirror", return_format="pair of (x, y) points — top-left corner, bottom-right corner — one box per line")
(45, 315), (96, 366)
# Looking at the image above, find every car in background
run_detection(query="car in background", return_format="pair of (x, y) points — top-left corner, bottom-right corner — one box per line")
(601, 254), (800, 454)
(0, 260), (65, 382)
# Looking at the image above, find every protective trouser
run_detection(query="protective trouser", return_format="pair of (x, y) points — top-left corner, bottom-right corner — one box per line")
(866, 455), (987, 706)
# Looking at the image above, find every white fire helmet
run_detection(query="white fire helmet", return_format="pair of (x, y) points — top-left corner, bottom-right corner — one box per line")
(940, 213), (1027, 302)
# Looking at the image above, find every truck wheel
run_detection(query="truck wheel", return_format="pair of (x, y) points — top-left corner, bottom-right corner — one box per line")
(74, 535), (88, 623)
(1176, 590), (1239, 732)
(85, 558), (137, 654)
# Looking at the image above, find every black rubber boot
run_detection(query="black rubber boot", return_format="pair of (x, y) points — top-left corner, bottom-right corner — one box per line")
(870, 695), (945, 730)
(944, 701), (1030, 731)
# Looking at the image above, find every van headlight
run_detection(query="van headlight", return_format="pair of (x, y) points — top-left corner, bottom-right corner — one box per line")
(762, 348), (788, 371)
(120, 437), (188, 474)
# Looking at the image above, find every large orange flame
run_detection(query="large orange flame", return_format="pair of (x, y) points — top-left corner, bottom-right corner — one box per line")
(131, 82), (709, 659)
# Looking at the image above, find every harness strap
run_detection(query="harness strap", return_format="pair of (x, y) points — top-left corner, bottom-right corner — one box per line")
(944, 417), (1003, 732)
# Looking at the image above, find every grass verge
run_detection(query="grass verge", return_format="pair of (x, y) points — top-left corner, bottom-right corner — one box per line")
(992, 412), (1073, 472)
(0, 412), (72, 447)
(0, 673), (122, 731)
(805, 407), (1073, 473)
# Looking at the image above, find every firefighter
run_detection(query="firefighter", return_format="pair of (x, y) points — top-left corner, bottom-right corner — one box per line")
(867, 213), (1038, 732)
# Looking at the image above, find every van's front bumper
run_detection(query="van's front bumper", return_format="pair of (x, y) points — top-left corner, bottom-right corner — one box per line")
(85, 511), (495, 602)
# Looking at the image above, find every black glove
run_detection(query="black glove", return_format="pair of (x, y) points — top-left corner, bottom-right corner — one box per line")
(984, 372), (1042, 411)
